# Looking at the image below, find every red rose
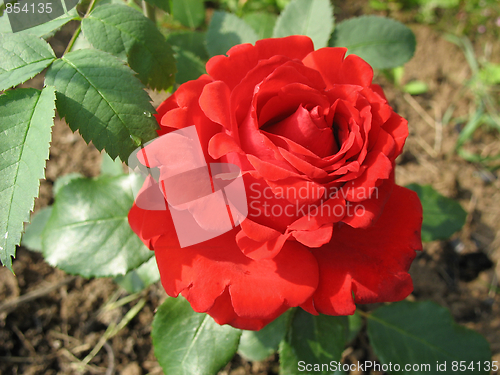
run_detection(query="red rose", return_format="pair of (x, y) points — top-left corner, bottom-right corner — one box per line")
(129, 36), (422, 330)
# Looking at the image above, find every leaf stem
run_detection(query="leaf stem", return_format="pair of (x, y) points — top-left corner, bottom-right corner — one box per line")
(142, 0), (156, 23)
(63, 0), (99, 56)
(356, 309), (370, 319)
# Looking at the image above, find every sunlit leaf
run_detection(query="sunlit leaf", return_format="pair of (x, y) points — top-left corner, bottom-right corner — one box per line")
(0, 87), (56, 270)
(45, 49), (158, 161)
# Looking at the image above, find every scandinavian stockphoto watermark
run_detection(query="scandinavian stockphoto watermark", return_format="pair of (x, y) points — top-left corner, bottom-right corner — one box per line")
(128, 126), (377, 247)
(297, 360), (499, 373)
(4, 0), (78, 33)
(128, 126), (248, 248)
(247, 183), (377, 219)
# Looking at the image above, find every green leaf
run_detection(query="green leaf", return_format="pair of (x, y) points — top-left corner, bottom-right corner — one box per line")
(41, 174), (152, 277)
(0, 8), (79, 38)
(171, 0), (205, 29)
(82, 4), (176, 91)
(479, 62), (500, 85)
(0, 87), (56, 271)
(206, 11), (258, 57)
(166, 31), (208, 61)
(367, 301), (491, 374)
(144, 0), (170, 12)
(403, 80), (429, 95)
(101, 152), (124, 176)
(406, 184), (467, 242)
(71, 32), (93, 51)
(53, 173), (84, 197)
(152, 297), (241, 375)
(115, 255), (160, 293)
(21, 206), (53, 253)
(173, 47), (206, 85)
(238, 312), (288, 361)
(5, 0), (65, 33)
(330, 15), (416, 69)
(346, 310), (363, 343)
(44, 49), (159, 161)
(243, 12), (277, 40)
(279, 309), (346, 374)
(0, 14), (13, 34)
(24, 8), (80, 39)
(273, 0), (334, 49)
(0, 33), (56, 91)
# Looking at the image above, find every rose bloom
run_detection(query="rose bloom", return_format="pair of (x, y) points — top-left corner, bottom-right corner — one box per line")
(129, 36), (422, 330)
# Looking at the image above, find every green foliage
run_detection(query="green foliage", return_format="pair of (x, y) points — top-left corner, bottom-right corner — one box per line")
(152, 297), (242, 375)
(166, 31), (208, 61)
(279, 309), (346, 374)
(0, 3), (79, 36)
(165, 31), (207, 83)
(45, 49), (159, 161)
(403, 80), (429, 95)
(206, 11), (258, 57)
(479, 63), (500, 86)
(346, 311), (363, 343)
(273, 0), (334, 49)
(406, 184), (467, 242)
(243, 12), (277, 39)
(367, 301), (491, 374)
(0, 33), (56, 91)
(21, 206), (53, 253)
(100, 152), (124, 176)
(0, 87), (56, 271)
(81, 4), (176, 91)
(171, 0), (205, 28)
(41, 173), (152, 277)
(115, 255), (160, 293)
(52, 172), (83, 196)
(331, 15), (416, 69)
(238, 312), (288, 361)
(172, 47), (206, 84)
(144, 0), (170, 12)
(446, 35), (500, 165)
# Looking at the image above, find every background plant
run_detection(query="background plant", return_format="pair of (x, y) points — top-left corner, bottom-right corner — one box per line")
(0, 0), (496, 373)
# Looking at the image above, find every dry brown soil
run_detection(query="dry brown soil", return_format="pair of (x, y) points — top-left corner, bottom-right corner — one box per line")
(0, 17), (499, 375)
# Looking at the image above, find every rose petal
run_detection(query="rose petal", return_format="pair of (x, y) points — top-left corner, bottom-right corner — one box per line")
(258, 83), (330, 127)
(310, 185), (422, 315)
(340, 152), (392, 202)
(288, 195), (346, 231)
(154, 230), (319, 327)
(205, 288), (286, 330)
(342, 176), (393, 228)
(278, 147), (328, 179)
(207, 36), (314, 91)
(264, 106), (336, 158)
(292, 223), (333, 248)
(302, 47), (348, 89)
(382, 112), (409, 157)
(235, 227), (290, 260)
(199, 81), (234, 131)
(208, 132), (243, 159)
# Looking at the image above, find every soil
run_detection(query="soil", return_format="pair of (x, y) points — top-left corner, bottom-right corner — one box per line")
(1, 6), (500, 375)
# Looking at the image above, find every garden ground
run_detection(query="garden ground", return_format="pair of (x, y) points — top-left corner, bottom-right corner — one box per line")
(1, 2), (499, 374)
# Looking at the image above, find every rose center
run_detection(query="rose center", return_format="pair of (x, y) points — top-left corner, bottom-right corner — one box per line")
(263, 105), (338, 158)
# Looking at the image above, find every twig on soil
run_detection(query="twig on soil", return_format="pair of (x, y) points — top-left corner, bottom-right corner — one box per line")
(62, 348), (107, 374)
(81, 297), (147, 368)
(11, 324), (37, 357)
(404, 93), (437, 129)
(415, 136), (439, 158)
(0, 276), (77, 314)
(103, 342), (115, 375)
(434, 102), (443, 154)
(466, 193), (478, 226)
